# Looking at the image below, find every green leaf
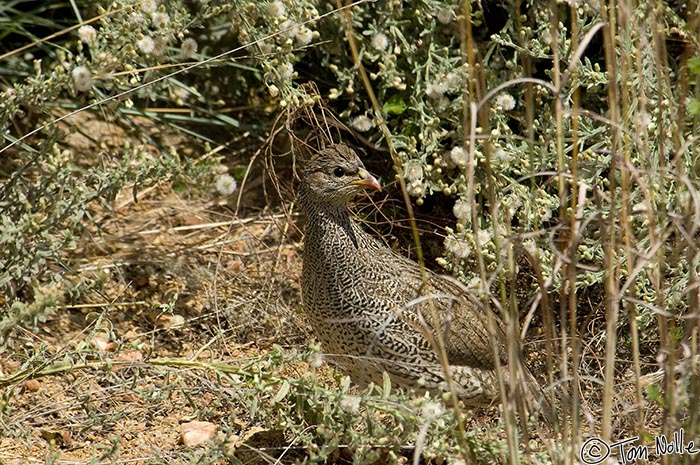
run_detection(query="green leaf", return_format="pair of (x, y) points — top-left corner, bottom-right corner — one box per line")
(340, 375), (351, 392)
(273, 380), (290, 404)
(645, 383), (661, 401)
(688, 56), (700, 75)
(383, 94), (407, 115)
(688, 98), (700, 116)
(382, 371), (392, 398)
(402, 123), (420, 138)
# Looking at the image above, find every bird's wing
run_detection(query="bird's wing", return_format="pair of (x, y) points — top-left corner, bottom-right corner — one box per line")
(361, 240), (507, 370)
(422, 274), (508, 369)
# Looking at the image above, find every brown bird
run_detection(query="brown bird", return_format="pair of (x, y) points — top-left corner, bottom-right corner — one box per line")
(298, 143), (538, 407)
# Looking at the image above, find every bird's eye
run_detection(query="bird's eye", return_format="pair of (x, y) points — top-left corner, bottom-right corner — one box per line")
(333, 167), (345, 177)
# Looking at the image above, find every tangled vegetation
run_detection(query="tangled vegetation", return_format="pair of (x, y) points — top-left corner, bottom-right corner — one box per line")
(1, 0), (699, 463)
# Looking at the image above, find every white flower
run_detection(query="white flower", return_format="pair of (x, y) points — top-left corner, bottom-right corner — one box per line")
(421, 401), (445, 421)
(403, 160), (423, 182)
(436, 8), (454, 24)
(538, 205), (553, 222)
(495, 93), (516, 111)
(173, 86), (190, 102)
(137, 36), (155, 54)
(340, 395), (361, 413)
(468, 276), (488, 294)
(450, 146), (468, 167)
(257, 41), (274, 55)
(452, 198), (471, 222)
(141, 0), (159, 13)
(268, 84), (280, 97)
(350, 115), (373, 132)
(426, 83), (445, 99)
(129, 12), (145, 25)
(444, 235), (471, 259)
(407, 179), (426, 197)
(445, 72), (461, 90)
(267, 0), (286, 17)
(180, 38), (198, 58)
(310, 351), (324, 368)
(277, 62), (294, 80)
(295, 27), (314, 46)
(78, 25), (97, 44)
(522, 239), (538, 256)
(371, 32), (389, 51)
(71, 66), (93, 92)
(433, 95), (450, 112)
(279, 20), (298, 39)
(426, 76), (449, 99)
(215, 174), (237, 195)
(151, 36), (168, 56)
(492, 149), (512, 164)
(152, 12), (170, 29)
(476, 229), (492, 246)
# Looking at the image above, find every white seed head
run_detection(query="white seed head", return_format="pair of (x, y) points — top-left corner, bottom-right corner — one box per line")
(295, 27), (314, 46)
(444, 235), (471, 259)
(78, 25), (97, 44)
(523, 238), (538, 256)
(130, 12), (145, 25)
(421, 401), (445, 421)
(445, 72), (461, 90)
(141, 0), (159, 13)
(277, 62), (294, 80)
(538, 205), (553, 222)
(407, 179), (426, 197)
(450, 146), (468, 167)
(452, 198), (471, 222)
(72, 66), (93, 92)
(495, 93), (516, 111)
(137, 36), (155, 54)
(403, 159), (423, 182)
(426, 76), (449, 99)
(310, 351), (324, 368)
(492, 148), (512, 164)
(215, 174), (237, 195)
(350, 115), (373, 132)
(340, 395), (361, 413)
(279, 20), (298, 39)
(152, 12), (170, 29)
(268, 0), (286, 17)
(151, 36), (169, 56)
(371, 32), (389, 51)
(476, 229), (492, 246)
(180, 38), (198, 58)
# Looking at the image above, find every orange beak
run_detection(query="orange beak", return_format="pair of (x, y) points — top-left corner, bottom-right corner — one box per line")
(351, 169), (382, 192)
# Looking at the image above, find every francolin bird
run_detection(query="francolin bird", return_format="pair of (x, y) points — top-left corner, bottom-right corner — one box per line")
(299, 143), (544, 409)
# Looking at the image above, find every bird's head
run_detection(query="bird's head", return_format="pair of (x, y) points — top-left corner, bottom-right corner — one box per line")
(299, 144), (382, 207)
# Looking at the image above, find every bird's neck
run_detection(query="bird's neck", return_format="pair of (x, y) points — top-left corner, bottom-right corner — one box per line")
(305, 204), (358, 246)
(298, 187), (362, 250)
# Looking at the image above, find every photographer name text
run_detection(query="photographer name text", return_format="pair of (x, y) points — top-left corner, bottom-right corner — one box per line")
(580, 428), (698, 464)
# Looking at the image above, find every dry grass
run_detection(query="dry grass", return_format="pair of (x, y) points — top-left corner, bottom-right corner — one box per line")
(0, 115), (317, 461)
